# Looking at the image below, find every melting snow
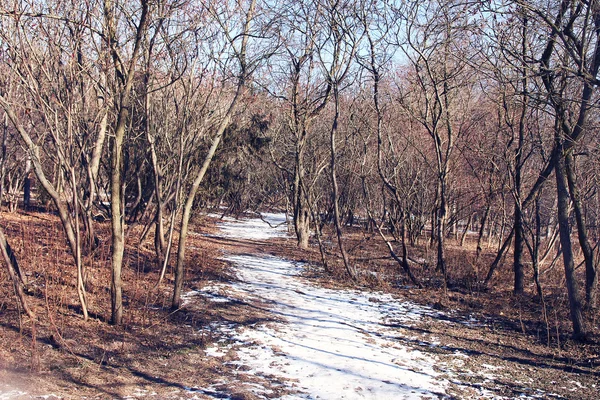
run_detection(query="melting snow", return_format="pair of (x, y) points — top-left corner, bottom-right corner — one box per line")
(213, 212), (289, 241)
(0, 391), (28, 400)
(194, 214), (565, 400)
(198, 214), (449, 399)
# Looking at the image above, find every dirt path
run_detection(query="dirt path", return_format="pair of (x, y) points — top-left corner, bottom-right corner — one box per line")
(2, 213), (596, 399)
(185, 214), (571, 399)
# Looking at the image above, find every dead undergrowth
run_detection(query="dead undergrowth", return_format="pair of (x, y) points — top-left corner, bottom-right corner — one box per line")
(0, 210), (599, 399)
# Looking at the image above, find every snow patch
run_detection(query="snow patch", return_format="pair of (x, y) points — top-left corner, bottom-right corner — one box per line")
(190, 214), (560, 400)
(194, 214), (449, 399)
(0, 391), (28, 400)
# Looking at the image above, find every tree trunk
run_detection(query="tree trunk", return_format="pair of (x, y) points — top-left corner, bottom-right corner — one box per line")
(172, 0), (255, 306)
(300, 178), (329, 272)
(173, 125), (227, 308)
(70, 167), (88, 320)
(460, 213), (472, 247)
(436, 180), (448, 288)
(513, 12), (528, 297)
(532, 197), (544, 300)
(484, 227), (514, 286)
(555, 153), (586, 340)
(513, 204), (525, 295)
(476, 204), (490, 260)
(565, 153), (597, 310)
(109, 105), (127, 325)
(23, 158), (31, 209)
(0, 98), (89, 320)
(293, 147), (311, 249)
(0, 228), (35, 319)
(104, 0), (149, 325)
(329, 87), (355, 280)
(1, 101), (9, 207)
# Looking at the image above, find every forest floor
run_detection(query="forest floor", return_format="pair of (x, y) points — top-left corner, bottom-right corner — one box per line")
(0, 210), (599, 399)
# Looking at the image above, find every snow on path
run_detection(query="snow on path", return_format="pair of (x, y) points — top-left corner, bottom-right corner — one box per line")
(193, 214), (450, 399)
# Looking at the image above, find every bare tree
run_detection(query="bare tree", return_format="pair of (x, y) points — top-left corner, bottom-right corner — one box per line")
(393, 0), (479, 288)
(265, 0), (338, 249)
(172, 0), (265, 309)
(0, 2), (114, 319)
(102, 0), (150, 325)
(0, 227), (35, 319)
(317, 0), (363, 279)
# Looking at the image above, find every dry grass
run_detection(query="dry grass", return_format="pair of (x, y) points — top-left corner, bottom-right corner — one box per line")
(0, 211), (288, 399)
(0, 210), (599, 399)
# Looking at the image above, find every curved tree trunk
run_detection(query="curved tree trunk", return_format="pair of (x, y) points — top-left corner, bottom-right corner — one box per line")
(0, 98), (89, 321)
(0, 228), (35, 319)
(172, 0), (256, 309)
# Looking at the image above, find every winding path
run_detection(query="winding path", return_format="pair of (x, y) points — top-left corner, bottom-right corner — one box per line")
(193, 214), (451, 399)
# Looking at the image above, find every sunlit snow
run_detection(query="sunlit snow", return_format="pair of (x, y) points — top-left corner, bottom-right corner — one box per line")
(198, 213), (450, 399)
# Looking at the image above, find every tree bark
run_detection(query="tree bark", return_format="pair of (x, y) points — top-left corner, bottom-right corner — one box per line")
(513, 204), (525, 295)
(565, 153), (597, 310)
(476, 204), (490, 260)
(484, 227), (514, 286)
(109, 105), (127, 325)
(329, 87), (355, 280)
(103, 0), (150, 325)
(460, 214), (472, 247)
(436, 180), (448, 288)
(0, 227), (35, 319)
(555, 152), (586, 340)
(293, 146), (311, 249)
(23, 158), (31, 209)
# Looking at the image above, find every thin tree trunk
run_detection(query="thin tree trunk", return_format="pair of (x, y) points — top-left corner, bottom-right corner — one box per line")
(109, 104), (127, 325)
(513, 12), (528, 296)
(476, 204), (490, 260)
(565, 153), (597, 310)
(104, 0), (149, 325)
(367, 27), (418, 286)
(156, 121), (185, 287)
(460, 213), (473, 247)
(23, 158), (31, 209)
(532, 197), (544, 300)
(0, 98), (89, 320)
(81, 108), (107, 252)
(555, 153), (586, 340)
(329, 87), (355, 280)
(436, 180), (448, 288)
(70, 168), (88, 321)
(514, 204), (525, 295)
(0, 228), (35, 319)
(0, 88), (11, 208)
(172, 0), (255, 308)
(484, 227), (514, 286)
(525, 196), (550, 345)
(300, 178), (329, 272)
(172, 101), (237, 309)
(293, 147), (311, 249)
(430, 208), (436, 248)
